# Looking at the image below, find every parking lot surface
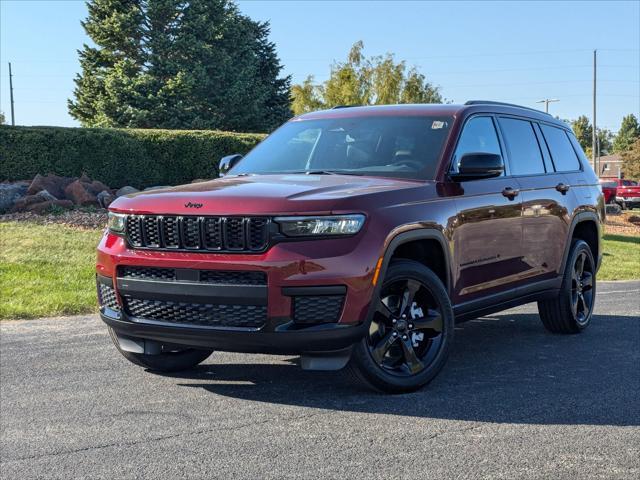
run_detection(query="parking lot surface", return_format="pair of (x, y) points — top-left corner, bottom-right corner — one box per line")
(1, 281), (639, 479)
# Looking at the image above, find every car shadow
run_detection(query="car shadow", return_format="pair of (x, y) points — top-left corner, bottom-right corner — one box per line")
(173, 312), (639, 426)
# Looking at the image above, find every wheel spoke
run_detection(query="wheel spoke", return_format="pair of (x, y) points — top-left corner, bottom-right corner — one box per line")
(575, 252), (585, 277)
(399, 279), (420, 316)
(411, 309), (443, 335)
(375, 299), (394, 321)
(578, 292), (586, 313)
(371, 331), (397, 364)
(571, 291), (579, 315)
(582, 289), (593, 311)
(582, 272), (593, 289)
(400, 336), (425, 374)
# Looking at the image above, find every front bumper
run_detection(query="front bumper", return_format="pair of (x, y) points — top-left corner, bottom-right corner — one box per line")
(615, 196), (640, 205)
(97, 230), (381, 354)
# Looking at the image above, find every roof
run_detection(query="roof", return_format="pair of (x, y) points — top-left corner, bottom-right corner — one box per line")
(598, 154), (622, 162)
(294, 102), (566, 128)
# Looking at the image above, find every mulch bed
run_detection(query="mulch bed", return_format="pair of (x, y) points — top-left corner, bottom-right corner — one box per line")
(604, 211), (640, 236)
(0, 210), (108, 230)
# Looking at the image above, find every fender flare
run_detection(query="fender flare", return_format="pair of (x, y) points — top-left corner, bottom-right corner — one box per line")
(363, 228), (452, 325)
(560, 211), (602, 274)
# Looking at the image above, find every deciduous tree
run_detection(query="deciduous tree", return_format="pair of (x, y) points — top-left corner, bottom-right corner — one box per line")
(291, 41), (443, 115)
(621, 138), (640, 180)
(613, 114), (640, 153)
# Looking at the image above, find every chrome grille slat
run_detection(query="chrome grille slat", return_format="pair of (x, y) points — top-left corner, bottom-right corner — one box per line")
(124, 215), (270, 253)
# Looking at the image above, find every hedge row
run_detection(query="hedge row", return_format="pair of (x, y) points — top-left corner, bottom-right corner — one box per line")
(0, 126), (265, 188)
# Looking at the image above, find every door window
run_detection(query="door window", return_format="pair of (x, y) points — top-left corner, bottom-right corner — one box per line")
(498, 118), (546, 176)
(451, 116), (502, 173)
(540, 124), (581, 172)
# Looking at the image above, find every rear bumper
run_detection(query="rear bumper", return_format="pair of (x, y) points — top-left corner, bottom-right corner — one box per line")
(615, 196), (640, 204)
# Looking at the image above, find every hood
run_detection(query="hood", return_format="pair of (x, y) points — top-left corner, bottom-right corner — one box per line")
(109, 174), (428, 216)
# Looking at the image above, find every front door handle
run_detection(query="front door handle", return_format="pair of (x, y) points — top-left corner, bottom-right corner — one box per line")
(502, 187), (520, 199)
(556, 183), (571, 194)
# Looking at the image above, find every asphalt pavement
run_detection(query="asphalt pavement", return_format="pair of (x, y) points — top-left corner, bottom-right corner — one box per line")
(1, 281), (639, 479)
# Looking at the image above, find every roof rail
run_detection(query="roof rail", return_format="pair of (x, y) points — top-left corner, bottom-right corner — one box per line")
(331, 105), (358, 109)
(465, 100), (551, 115)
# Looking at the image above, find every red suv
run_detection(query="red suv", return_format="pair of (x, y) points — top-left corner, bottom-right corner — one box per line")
(600, 177), (640, 209)
(98, 101), (604, 393)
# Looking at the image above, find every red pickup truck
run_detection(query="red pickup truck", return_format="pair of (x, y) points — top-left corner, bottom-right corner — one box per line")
(600, 178), (640, 209)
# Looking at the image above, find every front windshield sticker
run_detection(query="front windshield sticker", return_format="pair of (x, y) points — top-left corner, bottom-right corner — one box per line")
(431, 121), (447, 129)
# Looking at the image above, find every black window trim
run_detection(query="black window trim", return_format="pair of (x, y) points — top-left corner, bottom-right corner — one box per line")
(537, 121), (585, 174)
(495, 114), (547, 179)
(447, 113), (510, 178)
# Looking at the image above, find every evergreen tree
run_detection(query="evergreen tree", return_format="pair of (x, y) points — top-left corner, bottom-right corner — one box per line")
(69, 0), (291, 132)
(291, 41), (443, 115)
(613, 114), (640, 153)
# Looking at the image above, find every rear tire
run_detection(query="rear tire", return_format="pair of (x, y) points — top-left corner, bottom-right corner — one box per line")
(108, 327), (213, 372)
(347, 259), (454, 393)
(537, 239), (596, 334)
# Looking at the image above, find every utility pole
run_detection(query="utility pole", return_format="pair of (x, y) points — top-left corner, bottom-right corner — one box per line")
(8, 62), (15, 126)
(536, 98), (559, 113)
(592, 50), (597, 174)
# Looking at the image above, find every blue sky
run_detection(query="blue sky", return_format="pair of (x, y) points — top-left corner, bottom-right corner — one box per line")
(1, 0), (638, 131)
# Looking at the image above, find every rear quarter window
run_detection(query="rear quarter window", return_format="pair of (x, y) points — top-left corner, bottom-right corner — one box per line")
(540, 124), (581, 172)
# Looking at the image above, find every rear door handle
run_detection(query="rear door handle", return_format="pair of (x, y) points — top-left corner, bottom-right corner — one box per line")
(502, 187), (519, 199)
(556, 183), (570, 194)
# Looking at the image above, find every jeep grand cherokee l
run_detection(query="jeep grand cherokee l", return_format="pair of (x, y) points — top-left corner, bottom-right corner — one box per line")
(98, 101), (604, 393)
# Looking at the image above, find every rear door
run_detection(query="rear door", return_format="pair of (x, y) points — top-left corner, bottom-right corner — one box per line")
(449, 115), (524, 305)
(497, 117), (572, 284)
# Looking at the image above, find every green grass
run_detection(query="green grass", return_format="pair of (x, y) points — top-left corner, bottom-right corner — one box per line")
(599, 234), (640, 281)
(0, 222), (103, 320)
(0, 221), (637, 320)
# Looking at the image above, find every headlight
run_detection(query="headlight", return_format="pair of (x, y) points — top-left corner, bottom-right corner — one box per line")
(107, 212), (126, 233)
(275, 214), (365, 237)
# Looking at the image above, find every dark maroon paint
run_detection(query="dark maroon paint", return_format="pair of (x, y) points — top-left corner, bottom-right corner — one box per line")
(98, 103), (605, 355)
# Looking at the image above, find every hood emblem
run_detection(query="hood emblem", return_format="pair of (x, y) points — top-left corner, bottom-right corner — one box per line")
(184, 202), (203, 209)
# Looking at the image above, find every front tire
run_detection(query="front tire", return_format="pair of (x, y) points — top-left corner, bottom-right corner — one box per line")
(108, 327), (213, 372)
(537, 239), (596, 334)
(347, 260), (454, 393)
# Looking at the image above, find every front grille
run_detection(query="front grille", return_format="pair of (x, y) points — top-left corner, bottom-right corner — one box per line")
(124, 215), (270, 252)
(293, 295), (345, 324)
(199, 270), (266, 285)
(97, 282), (120, 310)
(120, 266), (177, 281)
(118, 266), (266, 285)
(123, 297), (267, 329)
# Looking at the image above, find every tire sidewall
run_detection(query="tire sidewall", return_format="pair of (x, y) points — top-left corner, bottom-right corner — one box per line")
(562, 240), (597, 331)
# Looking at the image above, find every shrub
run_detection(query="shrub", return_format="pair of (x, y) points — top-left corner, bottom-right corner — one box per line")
(0, 126), (265, 188)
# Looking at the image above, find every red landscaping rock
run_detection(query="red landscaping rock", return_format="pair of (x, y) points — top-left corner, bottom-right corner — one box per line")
(11, 190), (58, 212)
(27, 174), (74, 199)
(25, 199), (74, 214)
(87, 180), (111, 195)
(64, 180), (98, 206)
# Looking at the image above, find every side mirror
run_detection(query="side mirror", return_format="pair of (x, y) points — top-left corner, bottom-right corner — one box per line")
(218, 154), (243, 177)
(450, 153), (504, 181)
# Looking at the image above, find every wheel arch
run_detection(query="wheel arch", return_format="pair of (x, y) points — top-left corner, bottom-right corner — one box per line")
(562, 212), (602, 274)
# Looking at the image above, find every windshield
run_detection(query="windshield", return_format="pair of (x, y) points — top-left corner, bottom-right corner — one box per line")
(230, 115), (453, 180)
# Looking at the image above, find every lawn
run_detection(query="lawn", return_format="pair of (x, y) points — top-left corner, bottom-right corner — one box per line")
(0, 221), (103, 319)
(0, 221), (638, 320)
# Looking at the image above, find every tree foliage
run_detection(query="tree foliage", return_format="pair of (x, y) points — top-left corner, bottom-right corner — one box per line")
(290, 41), (444, 115)
(0, 112), (5, 125)
(571, 115), (613, 156)
(69, 0), (291, 132)
(621, 138), (640, 180)
(613, 114), (640, 153)
(571, 115), (593, 152)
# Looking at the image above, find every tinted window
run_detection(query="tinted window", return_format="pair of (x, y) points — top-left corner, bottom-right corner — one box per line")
(540, 124), (581, 172)
(599, 180), (617, 188)
(231, 116), (453, 180)
(499, 118), (545, 176)
(451, 116), (502, 173)
(622, 180), (638, 186)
